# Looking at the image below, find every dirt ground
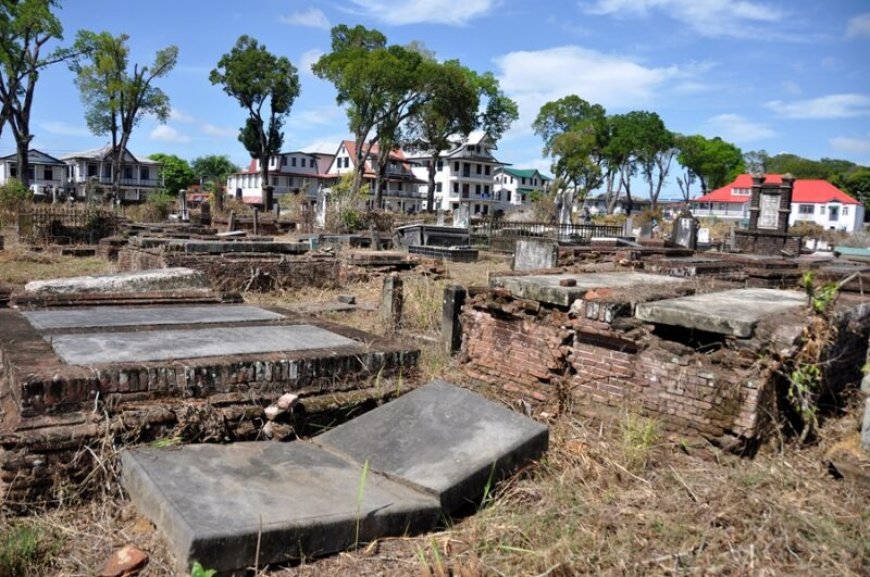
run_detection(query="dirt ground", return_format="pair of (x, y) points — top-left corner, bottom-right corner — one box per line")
(1, 226), (868, 577)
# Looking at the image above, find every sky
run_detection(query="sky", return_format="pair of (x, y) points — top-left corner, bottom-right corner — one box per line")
(1, 0), (869, 199)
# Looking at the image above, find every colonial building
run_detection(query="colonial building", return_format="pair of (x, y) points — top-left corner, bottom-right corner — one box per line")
(61, 145), (162, 202)
(227, 150), (329, 206)
(0, 149), (67, 200)
(408, 131), (507, 215)
(691, 174), (864, 232)
(493, 167), (550, 209)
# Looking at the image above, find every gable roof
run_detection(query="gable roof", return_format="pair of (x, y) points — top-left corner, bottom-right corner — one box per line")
(694, 174), (859, 205)
(61, 144), (159, 165)
(0, 148), (66, 166)
(501, 167), (550, 180)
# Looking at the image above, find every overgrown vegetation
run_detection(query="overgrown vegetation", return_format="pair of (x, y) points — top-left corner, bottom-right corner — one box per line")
(0, 521), (59, 577)
(0, 178), (28, 226)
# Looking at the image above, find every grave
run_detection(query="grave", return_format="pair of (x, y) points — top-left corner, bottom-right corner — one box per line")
(733, 174), (803, 255)
(0, 277), (419, 504)
(458, 270), (870, 446)
(121, 380), (548, 574)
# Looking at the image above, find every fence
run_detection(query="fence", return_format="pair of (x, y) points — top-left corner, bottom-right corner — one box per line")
(470, 220), (623, 253)
(17, 205), (123, 245)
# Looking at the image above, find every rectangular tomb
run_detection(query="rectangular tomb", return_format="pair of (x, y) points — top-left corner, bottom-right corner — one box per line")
(491, 272), (688, 307)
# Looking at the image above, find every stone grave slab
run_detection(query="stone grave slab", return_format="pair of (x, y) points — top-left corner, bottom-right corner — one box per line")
(492, 272), (687, 307)
(635, 288), (806, 338)
(22, 304), (284, 330)
(315, 379), (549, 512)
(121, 442), (441, 574)
(121, 381), (548, 574)
(49, 324), (359, 365)
(24, 267), (208, 294)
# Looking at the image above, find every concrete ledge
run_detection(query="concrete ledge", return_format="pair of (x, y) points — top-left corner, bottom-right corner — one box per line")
(24, 268), (209, 294)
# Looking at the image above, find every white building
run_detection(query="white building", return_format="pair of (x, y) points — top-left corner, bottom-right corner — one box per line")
(408, 131), (506, 215)
(691, 174), (865, 233)
(0, 149), (67, 200)
(227, 150), (329, 206)
(62, 145), (162, 202)
(493, 167), (550, 209)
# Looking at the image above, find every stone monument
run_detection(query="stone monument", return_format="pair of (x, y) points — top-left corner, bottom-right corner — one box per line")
(733, 174), (801, 255)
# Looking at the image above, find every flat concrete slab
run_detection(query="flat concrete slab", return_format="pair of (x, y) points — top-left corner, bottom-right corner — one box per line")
(492, 272), (687, 307)
(316, 380), (549, 512)
(121, 442), (441, 573)
(22, 304), (284, 330)
(635, 288), (807, 338)
(49, 324), (360, 365)
(121, 381), (548, 574)
(24, 268), (209, 294)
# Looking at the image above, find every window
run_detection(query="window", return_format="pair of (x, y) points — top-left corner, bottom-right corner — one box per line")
(732, 187), (751, 196)
(282, 156), (288, 166)
(43, 167), (53, 180)
(301, 158), (306, 168)
(521, 177), (526, 185)
(475, 184), (481, 195)
(507, 191), (512, 203)
(453, 182), (459, 193)
(397, 182), (403, 191)
(798, 204), (814, 215)
(453, 161), (459, 171)
(436, 182), (442, 192)
(476, 164), (481, 175)
(87, 163), (97, 177)
(103, 164), (111, 178)
(123, 167), (133, 179)
(484, 165), (490, 176)
(436, 160), (443, 171)
(844, 207), (849, 216)
(462, 183), (469, 199)
(9, 167), (16, 177)
(140, 167), (149, 180)
(292, 157), (297, 167)
(828, 206), (840, 222)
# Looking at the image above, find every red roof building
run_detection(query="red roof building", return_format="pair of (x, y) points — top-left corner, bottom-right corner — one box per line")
(690, 174), (864, 232)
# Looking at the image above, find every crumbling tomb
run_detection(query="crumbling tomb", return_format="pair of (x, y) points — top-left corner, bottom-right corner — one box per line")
(0, 268), (418, 504)
(453, 256), (870, 448)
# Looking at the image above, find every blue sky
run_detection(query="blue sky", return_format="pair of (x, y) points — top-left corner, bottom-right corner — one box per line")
(2, 0), (869, 198)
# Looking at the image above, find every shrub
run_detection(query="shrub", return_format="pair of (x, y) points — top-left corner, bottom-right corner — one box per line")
(0, 178), (28, 226)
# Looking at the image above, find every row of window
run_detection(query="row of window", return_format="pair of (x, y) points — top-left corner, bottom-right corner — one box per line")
(11, 164), (151, 181)
(496, 175), (542, 186)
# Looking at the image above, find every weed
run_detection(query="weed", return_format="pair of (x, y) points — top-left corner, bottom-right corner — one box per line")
(189, 560), (217, 577)
(354, 459), (370, 548)
(619, 411), (659, 473)
(0, 521), (58, 577)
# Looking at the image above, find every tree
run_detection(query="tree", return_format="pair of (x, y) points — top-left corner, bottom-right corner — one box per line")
(842, 167), (870, 212)
(149, 153), (195, 198)
(191, 154), (239, 212)
(532, 96), (608, 205)
(70, 31), (177, 201)
(676, 135), (744, 194)
(210, 35), (299, 211)
(743, 149), (770, 175)
(0, 0), (68, 188)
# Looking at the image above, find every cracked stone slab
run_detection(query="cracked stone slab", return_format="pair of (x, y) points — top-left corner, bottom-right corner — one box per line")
(316, 379), (549, 512)
(48, 324), (359, 365)
(491, 272), (687, 307)
(121, 442), (441, 574)
(22, 304), (284, 330)
(635, 288), (807, 338)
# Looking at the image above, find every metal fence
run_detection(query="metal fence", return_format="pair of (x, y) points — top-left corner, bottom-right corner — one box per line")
(470, 220), (623, 253)
(17, 205), (123, 245)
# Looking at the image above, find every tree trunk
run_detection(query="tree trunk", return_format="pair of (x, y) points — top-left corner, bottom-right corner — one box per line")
(260, 162), (272, 210)
(426, 155), (438, 212)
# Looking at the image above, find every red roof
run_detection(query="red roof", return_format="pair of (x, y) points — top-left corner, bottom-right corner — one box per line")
(695, 174), (859, 205)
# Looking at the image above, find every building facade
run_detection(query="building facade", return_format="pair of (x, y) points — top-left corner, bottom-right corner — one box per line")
(493, 167), (550, 209)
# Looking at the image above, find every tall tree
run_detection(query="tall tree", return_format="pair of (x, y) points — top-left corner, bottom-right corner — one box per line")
(533, 95), (608, 204)
(0, 0), (68, 188)
(70, 31), (177, 201)
(313, 25), (389, 198)
(191, 154), (239, 212)
(210, 35), (299, 211)
(743, 149), (770, 175)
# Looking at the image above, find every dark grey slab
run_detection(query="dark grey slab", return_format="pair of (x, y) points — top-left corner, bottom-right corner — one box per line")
(316, 380), (549, 512)
(22, 304), (284, 330)
(49, 324), (359, 365)
(635, 288), (806, 338)
(121, 442), (441, 574)
(491, 272), (686, 306)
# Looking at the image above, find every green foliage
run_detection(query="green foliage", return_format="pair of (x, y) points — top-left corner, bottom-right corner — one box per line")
(189, 561), (217, 577)
(191, 154), (239, 183)
(0, 177), (28, 224)
(676, 134), (744, 194)
(800, 271), (838, 315)
(620, 412), (659, 473)
(0, 521), (57, 577)
(327, 172), (368, 232)
(149, 153), (196, 196)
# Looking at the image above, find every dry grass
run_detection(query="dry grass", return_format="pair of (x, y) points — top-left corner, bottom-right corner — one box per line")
(1, 239), (868, 576)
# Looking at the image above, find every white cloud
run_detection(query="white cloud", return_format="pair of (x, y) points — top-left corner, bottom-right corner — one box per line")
(299, 48), (325, 76)
(583, 0), (785, 38)
(765, 94), (870, 119)
(782, 80), (802, 96)
(705, 114), (776, 142)
(846, 13), (870, 39)
(279, 8), (330, 30)
(201, 123), (237, 138)
(38, 121), (90, 137)
(494, 46), (681, 137)
(149, 125), (190, 143)
(830, 136), (870, 155)
(294, 106), (343, 129)
(346, 0), (495, 26)
(169, 108), (195, 123)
